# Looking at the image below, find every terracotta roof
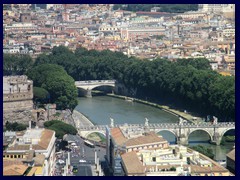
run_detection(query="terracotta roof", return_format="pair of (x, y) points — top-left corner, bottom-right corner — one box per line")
(3, 159), (23, 167)
(33, 129), (54, 150)
(227, 149), (235, 161)
(111, 128), (167, 148)
(121, 151), (145, 175)
(191, 165), (229, 173)
(110, 127), (127, 145)
(3, 164), (28, 176)
(125, 132), (167, 147)
(8, 144), (30, 151)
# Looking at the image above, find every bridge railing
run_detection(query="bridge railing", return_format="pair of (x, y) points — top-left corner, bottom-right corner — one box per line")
(77, 122), (234, 130)
(78, 125), (107, 130)
(75, 80), (116, 86)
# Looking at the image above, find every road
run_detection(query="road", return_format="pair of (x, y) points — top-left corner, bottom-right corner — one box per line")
(55, 134), (106, 176)
(76, 165), (92, 176)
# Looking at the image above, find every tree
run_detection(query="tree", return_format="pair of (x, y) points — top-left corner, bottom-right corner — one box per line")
(26, 46), (235, 122)
(4, 54), (33, 75)
(5, 121), (28, 131)
(34, 53), (50, 66)
(190, 145), (214, 159)
(75, 47), (88, 56)
(176, 58), (211, 70)
(44, 120), (78, 139)
(27, 64), (78, 110)
(33, 87), (50, 104)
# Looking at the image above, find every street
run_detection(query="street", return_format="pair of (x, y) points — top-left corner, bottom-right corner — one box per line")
(54, 134), (106, 176)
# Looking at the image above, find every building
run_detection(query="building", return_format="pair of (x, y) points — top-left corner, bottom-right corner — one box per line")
(120, 143), (231, 176)
(99, 25), (119, 33)
(4, 23), (37, 31)
(198, 4), (235, 18)
(106, 125), (169, 175)
(106, 125), (231, 176)
(226, 148), (235, 174)
(3, 76), (34, 124)
(121, 27), (165, 41)
(198, 4), (234, 13)
(3, 127), (56, 176)
(3, 159), (37, 176)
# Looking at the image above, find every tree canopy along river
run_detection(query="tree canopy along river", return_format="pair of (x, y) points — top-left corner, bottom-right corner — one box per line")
(75, 96), (234, 161)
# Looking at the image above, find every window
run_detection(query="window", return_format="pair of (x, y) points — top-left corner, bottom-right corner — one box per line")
(152, 157), (156, 162)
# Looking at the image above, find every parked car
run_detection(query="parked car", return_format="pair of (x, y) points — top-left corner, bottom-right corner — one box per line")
(72, 166), (78, 173)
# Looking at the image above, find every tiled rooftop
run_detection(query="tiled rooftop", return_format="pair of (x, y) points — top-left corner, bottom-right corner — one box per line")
(121, 151), (145, 175)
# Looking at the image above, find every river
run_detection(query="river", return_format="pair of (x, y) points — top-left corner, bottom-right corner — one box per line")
(75, 96), (234, 161)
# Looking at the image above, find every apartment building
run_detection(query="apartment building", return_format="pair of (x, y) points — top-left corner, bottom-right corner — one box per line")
(3, 127), (56, 176)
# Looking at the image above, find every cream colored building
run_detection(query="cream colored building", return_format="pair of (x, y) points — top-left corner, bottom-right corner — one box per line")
(198, 4), (234, 13)
(106, 126), (169, 175)
(120, 142), (230, 176)
(198, 4), (235, 18)
(4, 128), (56, 176)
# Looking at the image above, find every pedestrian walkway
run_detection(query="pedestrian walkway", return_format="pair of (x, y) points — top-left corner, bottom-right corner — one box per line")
(72, 110), (94, 127)
(161, 105), (203, 123)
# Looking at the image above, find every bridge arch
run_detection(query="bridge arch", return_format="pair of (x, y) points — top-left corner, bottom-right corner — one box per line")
(84, 131), (106, 139)
(156, 129), (177, 144)
(219, 127), (235, 143)
(90, 84), (115, 90)
(76, 84), (115, 97)
(76, 84), (115, 91)
(188, 129), (213, 143)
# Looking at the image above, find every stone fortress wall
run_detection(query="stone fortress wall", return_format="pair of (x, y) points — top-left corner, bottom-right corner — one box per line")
(3, 75), (34, 124)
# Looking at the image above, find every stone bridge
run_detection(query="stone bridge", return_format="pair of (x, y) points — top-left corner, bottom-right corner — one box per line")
(75, 80), (116, 97)
(78, 125), (107, 138)
(78, 122), (235, 146)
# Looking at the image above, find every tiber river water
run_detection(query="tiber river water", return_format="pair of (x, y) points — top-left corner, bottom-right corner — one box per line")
(75, 95), (234, 161)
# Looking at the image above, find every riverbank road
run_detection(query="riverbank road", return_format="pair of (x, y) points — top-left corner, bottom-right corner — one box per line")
(72, 110), (94, 128)
(161, 105), (203, 123)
